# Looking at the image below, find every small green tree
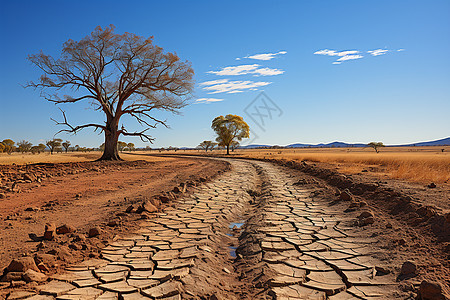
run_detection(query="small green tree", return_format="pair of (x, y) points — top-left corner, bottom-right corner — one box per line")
(17, 140), (33, 153)
(198, 141), (217, 152)
(211, 115), (249, 155)
(230, 141), (240, 152)
(46, 138), (63, 155)
(368, 142), (385, 153)
(62, 141), (71, 153)
(2, 139), (15, 154)
(127, 143), (135, 151)
(118, 141), (127, 152)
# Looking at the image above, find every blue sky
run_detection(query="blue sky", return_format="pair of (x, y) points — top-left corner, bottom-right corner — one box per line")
(1, 0), (449, 148)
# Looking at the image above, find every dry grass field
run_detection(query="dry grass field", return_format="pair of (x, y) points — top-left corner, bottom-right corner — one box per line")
(187, 146), (450, 184)
(0, 151), (173, 165)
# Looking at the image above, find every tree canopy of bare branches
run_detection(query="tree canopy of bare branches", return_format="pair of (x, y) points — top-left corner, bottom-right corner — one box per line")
(27, 25), (194, 160)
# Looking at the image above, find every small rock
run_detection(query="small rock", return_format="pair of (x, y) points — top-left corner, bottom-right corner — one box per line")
(223, 267), (231, 274)
(159, 195), (170, 203)
(358, 211), (374, 219)
(56, 224), (73, 234)
(418, 280), (445, 300)
(142, 201), (158, 213)
(339, 189), (352, 201)
(199, 177), (207, 182)
(360, 216), (375, 226)
(375, 266), (390, 275)
(386, 222), (393, 229)
(400, 261), (417, 276)
(43, 223), (56, 240)
(7, 257), (40, 273)
(107, 220), (118, 227)
(0, 193), (5, 199)
(3, 272), (24, 282)
(427, 183), (436, 188)
(24, 207), (38, 212)
(22, 269), (47, 283)
(172, 186), (181, 193)
(125, 205), (135, 213)
(88, 227), (100, 238)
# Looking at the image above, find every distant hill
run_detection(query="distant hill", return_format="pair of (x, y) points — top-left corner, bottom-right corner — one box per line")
(287, 141), (367, 148)
(396, 137), (450, 147)
(240, 137), (450, 149)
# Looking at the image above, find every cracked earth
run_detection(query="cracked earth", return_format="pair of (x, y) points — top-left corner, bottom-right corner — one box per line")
(7, 159), (405, 299)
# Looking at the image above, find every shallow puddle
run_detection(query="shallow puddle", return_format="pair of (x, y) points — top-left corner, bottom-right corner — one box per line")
(229, 246), (237, 258)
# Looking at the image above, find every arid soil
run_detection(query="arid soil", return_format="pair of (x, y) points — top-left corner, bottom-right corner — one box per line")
(0, 157), (229, 269)
(0, 156), (448, 299)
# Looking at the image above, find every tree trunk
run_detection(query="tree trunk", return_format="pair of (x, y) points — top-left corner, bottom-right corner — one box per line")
(226, 144), (230, 155)
(98, 119), (122, 161)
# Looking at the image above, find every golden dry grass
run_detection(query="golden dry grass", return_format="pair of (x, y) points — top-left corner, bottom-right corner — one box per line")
(225, 146), (450, 184)
(176, 146), (450, 184)
(0, 151), (171, 165)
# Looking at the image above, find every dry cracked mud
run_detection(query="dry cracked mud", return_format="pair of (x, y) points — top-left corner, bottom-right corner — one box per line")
(4, 159), (409, 299)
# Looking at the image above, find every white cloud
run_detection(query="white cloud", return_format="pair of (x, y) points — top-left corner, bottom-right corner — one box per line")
(207, 64), (284, 76)
(200, 79), (271, 94)
(243, 51), (287, 61)
(397, 49), (405, 52)
(314, 49), (360, 57)
(336, 54), (363, 61)
(199, 79), (229, 86)
(195, 98), (224, 104)
(332, 62), (342, 65)
(367, 49), (389, 56)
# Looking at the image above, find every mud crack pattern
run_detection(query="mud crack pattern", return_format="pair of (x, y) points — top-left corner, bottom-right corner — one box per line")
(8, 159), (400, 299)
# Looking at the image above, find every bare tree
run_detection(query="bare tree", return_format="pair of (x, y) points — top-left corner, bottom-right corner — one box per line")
(62, 140), (71, 153)
(27, 25), (194, 161)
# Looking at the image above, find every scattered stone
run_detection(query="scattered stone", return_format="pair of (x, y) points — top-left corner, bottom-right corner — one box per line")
(375, 266), (390, 275)
(88, 227), (100, 238)
(25, 207), (39, 212)
(418, 280), (445, 300)
(107, 220), (119, 227)
(3, 272), (24, 282)
(126, 205), (135, 213)
(339, 189), (352, 201)
(400, 261), (417, 276)
(43, 223), (56, 240)
(159, 195), (170, 203)
(427, 183), (436, 188)
(56, 224), (73, 234)
(23, 269), (48, 283)
(7, 257), (40, 273)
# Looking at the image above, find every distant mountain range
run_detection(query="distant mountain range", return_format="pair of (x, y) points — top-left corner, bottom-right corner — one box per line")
(240, 137), (450, 149)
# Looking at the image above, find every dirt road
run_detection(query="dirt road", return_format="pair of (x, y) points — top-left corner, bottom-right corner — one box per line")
(4, 158), (434, 299)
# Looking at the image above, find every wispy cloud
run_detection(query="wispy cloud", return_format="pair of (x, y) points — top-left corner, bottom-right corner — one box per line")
(367, 49), (389, 56)
(336, 54), (363, 61)
(315, 48), (404, 64)
(241, 51), (287, 61)
(314, 49), (360, 57)
(195, 98), (224, 104)
(200, 79), (271, 94)
(207, 64), (284, 76)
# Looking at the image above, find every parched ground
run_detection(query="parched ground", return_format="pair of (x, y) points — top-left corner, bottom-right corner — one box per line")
(0, 156), (229, 269)
(0, 156), (449, 299)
